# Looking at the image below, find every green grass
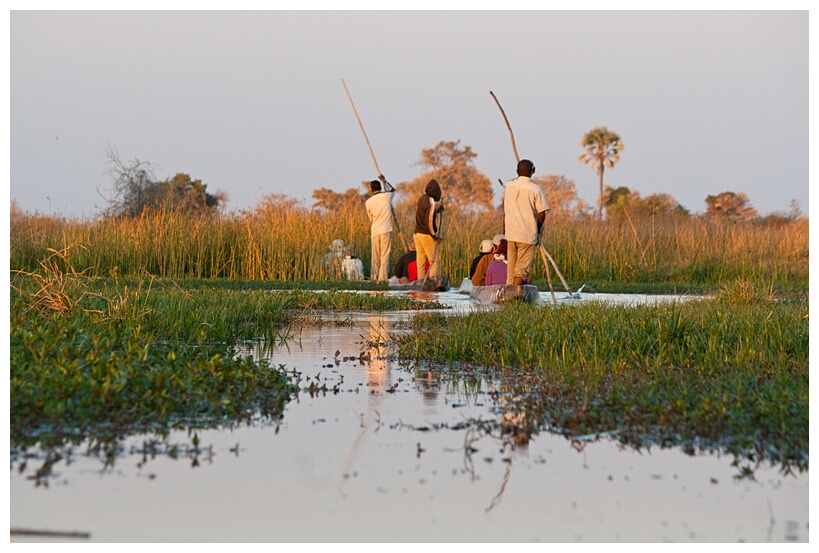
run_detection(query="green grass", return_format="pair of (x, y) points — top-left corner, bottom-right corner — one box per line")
(398, 288), (808, 472)
(9, 270), (444, 461)
(10, 314), (298, 450)
(9, 230), (809, 477)
(124, 277), (392, 291)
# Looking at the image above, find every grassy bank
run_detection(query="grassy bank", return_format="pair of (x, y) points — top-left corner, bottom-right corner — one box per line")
(398, 285), (808, 471)
(9, 271), (442, 458)
(10, 207), (808, 292)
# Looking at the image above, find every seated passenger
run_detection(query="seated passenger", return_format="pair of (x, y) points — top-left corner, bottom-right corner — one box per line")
(469, 239), (493, 279)
(393, 242), (429, 284)
(473, 234), (504, 286)
(485, 239), (508, 286)
(393, 242), (417, 284)
(341, 244), (365, 281)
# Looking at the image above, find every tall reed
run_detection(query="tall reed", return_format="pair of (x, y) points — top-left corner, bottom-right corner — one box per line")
(10, 206), (808, 289)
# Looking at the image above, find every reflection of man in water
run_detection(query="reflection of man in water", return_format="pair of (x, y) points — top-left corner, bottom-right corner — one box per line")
(338, 315), (391, 495)
(415, 370), (439, 405)
(500, 395), (531, 448)
(364, 315), (389, 395)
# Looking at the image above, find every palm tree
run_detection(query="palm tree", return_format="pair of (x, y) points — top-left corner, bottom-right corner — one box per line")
(579, 127), (623, 218)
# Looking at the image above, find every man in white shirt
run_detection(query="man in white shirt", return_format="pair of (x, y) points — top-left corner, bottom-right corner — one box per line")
(503, 159), (550, 285)
(365, 176), (394, 282)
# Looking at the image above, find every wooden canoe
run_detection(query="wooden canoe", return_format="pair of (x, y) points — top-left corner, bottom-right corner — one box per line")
(387, 274), (451, 292)
(456, 278), (473, 295)
(469, 284), (542, 305)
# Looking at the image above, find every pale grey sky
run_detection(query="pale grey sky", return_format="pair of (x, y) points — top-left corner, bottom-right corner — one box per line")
(9, 9), (810, 217)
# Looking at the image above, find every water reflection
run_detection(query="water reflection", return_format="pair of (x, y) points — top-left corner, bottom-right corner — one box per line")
(415, 369), (440, 405)
(10, 306), (809, 543)
(363, 313), (390, 397)
(338, 314), (391, 494)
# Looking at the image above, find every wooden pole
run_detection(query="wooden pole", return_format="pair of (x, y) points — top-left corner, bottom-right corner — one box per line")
(342, 79), (381, 176)
(490, 90), (520, 163)
(540, 245), (572, 294)
(538, 245), (557, 305)
(490, 90), (573, 297)
(342, 79), (408, 253)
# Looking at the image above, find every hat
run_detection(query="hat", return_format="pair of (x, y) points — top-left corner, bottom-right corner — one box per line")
(492, 234), (505, 246)
(479, 239), (493, 253)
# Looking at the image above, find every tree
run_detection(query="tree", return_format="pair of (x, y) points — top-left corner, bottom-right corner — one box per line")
(311, 183), (368, 213)
(705, 191), (757, 221)
(605, 186), (634, 217)
(164, 173), (227, 215)
(103, 148), (226, 217)
(789, 199), (803, 220)
(533, 175), (589, 217)
(604, 186), (686, 219)
(103, 148), (157, 217)
(579, 127), (623, 218)
(10, 199), (25, 224)
(640, 193), (684, 217)
(255, 193), (305, 216)
(396, 140), (494, 215)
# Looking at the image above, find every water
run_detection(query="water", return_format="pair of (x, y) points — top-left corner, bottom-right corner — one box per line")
(9, 292), (808, 542)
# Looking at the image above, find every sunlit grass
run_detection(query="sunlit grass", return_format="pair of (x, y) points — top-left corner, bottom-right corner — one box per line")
(10, 206), (808, 292)
(399, 293), (808, 470)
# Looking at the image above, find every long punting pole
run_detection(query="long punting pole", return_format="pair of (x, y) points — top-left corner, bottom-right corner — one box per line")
(343, 79), (382, 176)
(489, 90), (573, 300)
(490, 90), (520, 163)
(342, 79), (408, 253)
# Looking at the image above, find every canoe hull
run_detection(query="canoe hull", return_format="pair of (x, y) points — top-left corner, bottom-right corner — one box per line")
(469, 284), (542, 305)
(388, 274), (451, 292)
(457, 278), (473, 295)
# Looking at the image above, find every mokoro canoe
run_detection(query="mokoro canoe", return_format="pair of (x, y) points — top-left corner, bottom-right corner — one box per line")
(387, 274), (451, 292)
(469, 284), (542, 305)
(457, 278), (473, 295)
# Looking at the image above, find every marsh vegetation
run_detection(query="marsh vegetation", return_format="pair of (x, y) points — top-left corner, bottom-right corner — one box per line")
(399, 283), (808, 472)
(9, 206), (809, 475)
(10, 253), (443, 469)
(10, 202), (808, 293)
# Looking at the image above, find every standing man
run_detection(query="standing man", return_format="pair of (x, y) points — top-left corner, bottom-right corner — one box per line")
(365, 175), (394, 282)
(413, 179), (444, 280)
(503, 159), (550, 285)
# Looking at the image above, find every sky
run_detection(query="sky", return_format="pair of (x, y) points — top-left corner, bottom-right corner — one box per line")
(7, 8), (811, 218)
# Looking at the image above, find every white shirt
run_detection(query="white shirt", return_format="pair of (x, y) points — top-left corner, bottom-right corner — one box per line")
(503, 176), (550, 244)
(365, 191), (394, 236)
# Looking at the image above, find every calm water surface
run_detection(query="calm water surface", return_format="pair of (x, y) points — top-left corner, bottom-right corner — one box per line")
(10, 291), (808, 542)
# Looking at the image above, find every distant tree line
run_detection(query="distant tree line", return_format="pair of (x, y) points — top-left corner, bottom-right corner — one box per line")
(96, 137), (801, 224)
(103, 148), (227, 218)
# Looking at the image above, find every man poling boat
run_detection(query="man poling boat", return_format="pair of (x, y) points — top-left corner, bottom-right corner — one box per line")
(489, 90), (579, 304)
(342, 79), (410, 284)
(413, 178), (450, 292)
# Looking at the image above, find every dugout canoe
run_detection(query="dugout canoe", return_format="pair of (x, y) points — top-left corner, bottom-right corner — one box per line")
(469, 284), (542, 305)
(457, 278), (473, 295)
(387, 274), (451, 292)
